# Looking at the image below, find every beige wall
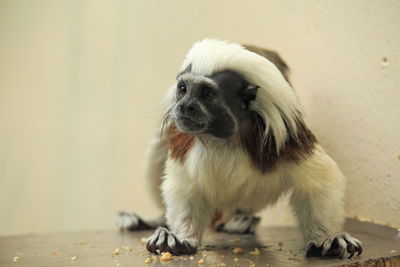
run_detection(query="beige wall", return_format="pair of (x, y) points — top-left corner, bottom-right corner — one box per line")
(0, 0), (399, 235)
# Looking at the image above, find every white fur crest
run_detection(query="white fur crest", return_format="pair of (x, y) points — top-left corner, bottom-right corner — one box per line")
(179, 38), (302, 151)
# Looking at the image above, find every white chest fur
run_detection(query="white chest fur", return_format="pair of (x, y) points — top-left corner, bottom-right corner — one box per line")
(164, 139), (289, 213)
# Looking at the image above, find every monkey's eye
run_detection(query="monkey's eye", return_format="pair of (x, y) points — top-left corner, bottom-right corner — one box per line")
(201, 86), (212, 100)
(177, 82), (187, 96)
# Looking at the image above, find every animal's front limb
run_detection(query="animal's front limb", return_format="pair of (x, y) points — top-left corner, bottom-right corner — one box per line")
(289, 146), (362, 258)
(146, 167), (212, 255)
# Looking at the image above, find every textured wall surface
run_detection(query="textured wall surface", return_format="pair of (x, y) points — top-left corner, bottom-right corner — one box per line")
(0, 0), (399, 235)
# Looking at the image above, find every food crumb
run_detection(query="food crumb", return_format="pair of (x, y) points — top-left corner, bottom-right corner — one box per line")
(77, 240), (85, 245)
(234, 258), (239, 262)
(219, 263), (226, 266)
(197, 258), (205, 264)
(189, 256), (194, 260)
(122, 245), (132, 252)
(288, 257), (301, 262)
(141, 237), (147, 245)
(249, 248), (260, 256)
(50, 251), (57, 256)
(145, 257), (151, 264)
(382, 56), (389, 67)
(160, 252), (173, 261)
(152, 255), (159, 262)
(113, 248), (121, 256)
(390, 250), (397, 253)
(71, 256), (78, 261)
(232, 247), (245, 254)
(12, 256), (19, 262)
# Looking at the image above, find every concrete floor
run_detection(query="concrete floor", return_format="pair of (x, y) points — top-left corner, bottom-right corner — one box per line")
(0, 219), (399, 267)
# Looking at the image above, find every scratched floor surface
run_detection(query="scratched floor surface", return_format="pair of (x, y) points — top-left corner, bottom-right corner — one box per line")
(0, 219), (399, 267)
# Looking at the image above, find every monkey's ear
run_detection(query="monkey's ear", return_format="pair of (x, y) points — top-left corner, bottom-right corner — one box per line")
(239, 84), (258, 110)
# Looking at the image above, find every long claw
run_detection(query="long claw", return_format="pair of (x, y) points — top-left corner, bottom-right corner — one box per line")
(356, 245), (363, 256)
(321, 238), (332, 258)
(337, 237), (347, 259)
(306, 241), (318, 258)
(338, 245), (345, 259)
(347, 244), (355, 259)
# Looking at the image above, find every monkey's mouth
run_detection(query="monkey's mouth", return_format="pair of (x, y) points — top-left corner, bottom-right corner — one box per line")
(176, 116), (207, 133)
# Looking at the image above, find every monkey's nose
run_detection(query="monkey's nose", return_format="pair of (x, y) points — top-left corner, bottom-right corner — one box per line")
(179, 103), (198, 116)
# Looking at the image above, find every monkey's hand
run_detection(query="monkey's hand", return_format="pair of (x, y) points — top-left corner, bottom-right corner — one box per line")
(117, 212), (154, 231)
(116, 212), (166, 231)
(216, 214), (260, 234)
(146, 227), (198, 255)
(306, 232), (362, 259)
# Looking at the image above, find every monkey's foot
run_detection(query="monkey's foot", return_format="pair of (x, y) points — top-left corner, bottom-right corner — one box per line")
(116, 212), (157, 231)
(216, 214), (260, 234)
(306, 232), (362, 259)
(146, 227), (197, 255)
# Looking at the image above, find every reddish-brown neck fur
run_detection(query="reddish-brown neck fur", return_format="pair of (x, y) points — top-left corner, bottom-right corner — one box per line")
(240, 111), (317, 173)
(167, 124), (195, 162)
(166, 113), (316, 173)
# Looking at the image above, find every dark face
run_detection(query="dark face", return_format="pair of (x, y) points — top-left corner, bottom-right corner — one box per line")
(173, 70), (257, 139)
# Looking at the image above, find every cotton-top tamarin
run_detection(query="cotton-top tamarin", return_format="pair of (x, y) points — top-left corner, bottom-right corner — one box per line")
(117, 39), (362, 258)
